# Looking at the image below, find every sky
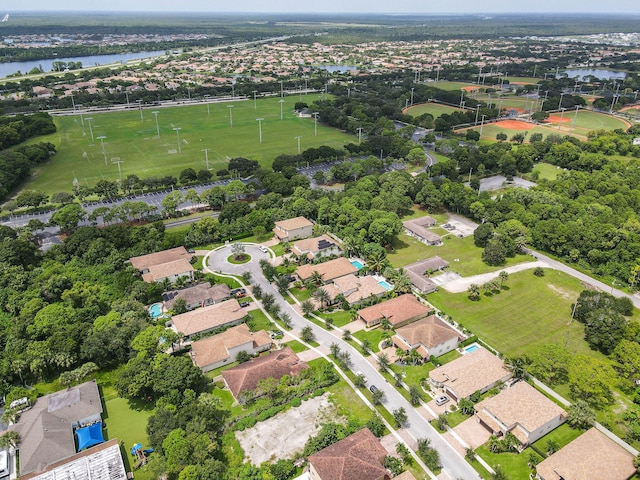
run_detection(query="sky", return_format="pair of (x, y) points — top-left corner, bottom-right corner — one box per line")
(3, 0), (640, 14)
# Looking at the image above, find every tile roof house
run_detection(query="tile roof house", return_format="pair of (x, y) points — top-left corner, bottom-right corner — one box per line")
(129, 246), (194, 283)
(11, 380), (104, 477)
(474, 381), (566, 447)
(162, 282), (231, 311)
(358, 294), (431, 328)
(291, 234), (342, 260)
(536, 428), (636, 480)
(169, 298), (246, 339)
(296, 257), (358, 284)
(273, 216), (314, 242)
(429, 347), (512, 401)
(322, 274), (387, 307)
(393, 315), (461, 360)
(189, 324), (272, 372)
(308, 428), (390, 480)
(403, 217), (442, 246)
(222, 347), (309, 401)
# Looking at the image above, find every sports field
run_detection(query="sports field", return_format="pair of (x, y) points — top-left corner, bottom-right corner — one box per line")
(404, 102), (463, 118)
(473, 94), (539, 112)
(26, 95), (355, 193)
(427, 80), (475, 91)
(505, 76), (540, 85)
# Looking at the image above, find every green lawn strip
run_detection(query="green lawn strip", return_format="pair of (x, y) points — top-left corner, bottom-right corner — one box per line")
(321, 310), (353, 328)
(468, 457), (493, 480)
(443, 409), (472, 429)
(429, 81), (475, 91)
(388, 362), (434, 393)
(248, 308), (275, 332)
(427, 269), (598, 358)
(205, 360), (240, 381)
(506, 76), (541, 84)
(26, 95), (356, 194)
(208, 273), (243, 289)
(290, 287), (312, 302)
(227, 254), (251, 265)
(387, 233), (529, 275)
(475, 444), (535, 479)
(353, 328), (386, 353)
(283, 339), (309, 353)
(437, 349), (462, 364)
(530, 423), (583, 455)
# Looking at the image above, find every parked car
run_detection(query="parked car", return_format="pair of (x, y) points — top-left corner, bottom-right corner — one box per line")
(270, 330), (283, 339)
(435, 395), (449, 406)
(239, 301), (250, 307)
(369, 384), (379, 393)
(259, 245), (268, 253)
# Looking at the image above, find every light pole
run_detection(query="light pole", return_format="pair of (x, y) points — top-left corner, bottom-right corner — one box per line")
(152, 111), (160, 137)
(125, 90), (130, 107)
(480, 114), (486, 137)
(136, 99), (143, 122)
(70, 93), (76, 111)
(253, 90), (257, 111)
(558, 92), (565, 111)
(280, 80), (284, 98)
(256, 118), (264, 144)
(204, 94), (210, 115)
(279, 99), (285, 121)
(231, 83), (235, 99)
(202, 148), (210, 170)
(97, 136), (107, 165)
(85, 117), (94, 144)
(112, 157), (124, 182)
(228, 105), (233, 127)
(460, 89), (464, 107)
(572, 105), (580, 129)
(295, 136), (302, 154)
(357, 127), (363, 144)
(558, 107), (566, 130)
(410, 87), (414, 106)
(313, 112), (319, 136)
(475, 106), (480, 125)
(173, 127), (182, 154)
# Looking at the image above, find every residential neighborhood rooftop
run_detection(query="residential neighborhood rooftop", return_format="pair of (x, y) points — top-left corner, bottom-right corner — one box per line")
(358, 294), (431, 327)
(170, 298), (245, 337)
(291, 234), (339, 258)
(325, 274), (386, 305)
(163, 282), (231, 310)
(274, 216), (313, 231)
(142, 258), (194, 283)
(129, 246), (192, 271)
(394, 315), (460, 350)
(296, 257), (358, 283)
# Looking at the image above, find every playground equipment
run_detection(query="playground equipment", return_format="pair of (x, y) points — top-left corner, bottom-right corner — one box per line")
(130, 443), (154, 468)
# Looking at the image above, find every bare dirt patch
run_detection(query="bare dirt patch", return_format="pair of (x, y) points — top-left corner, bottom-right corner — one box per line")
(547, 284), (572, 300)
(494, 119), (532, 130)
(547, 114), (572, 124)
(236, 393), (339, 465)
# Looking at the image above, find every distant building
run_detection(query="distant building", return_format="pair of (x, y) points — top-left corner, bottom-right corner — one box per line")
(273, 216), (314, 242)
(163, 282), (231, 311)
(358, 294), (431, 328)
(129, 246), (194, 283)
(405, 257), (449, 294)
(190, 324), (272, 372)
(403, 216), (442, 246)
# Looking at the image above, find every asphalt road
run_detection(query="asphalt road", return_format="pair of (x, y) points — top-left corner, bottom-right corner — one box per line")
(206, 244), (480, 480)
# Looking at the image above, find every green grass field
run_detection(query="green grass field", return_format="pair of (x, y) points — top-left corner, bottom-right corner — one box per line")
(506, 76), (541, 85)
(405, 102), (463, 118)
(25, 95), (355, 194)
(472, 94), (539, 112)
(532, 162), (561, 181)
(427, 80), (474, 91)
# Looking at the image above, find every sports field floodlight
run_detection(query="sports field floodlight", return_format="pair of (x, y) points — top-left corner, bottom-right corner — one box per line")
(231, 83), (235, 100)
(112, 157), (124, 182)
(572, 105), (580, 128)
(253, 90), (258, 111)
(125, 91), (130, 107)
(313, 112), (319, 137)
(279, 99), (285, 121)
(558, 108), (566, 130)
(173, 127), (182, 154)
(558, 92), (565, 111)
(357, 127), (363, 145)
(280, 80), (284, 98)
(256, 118), (264, 144)
(204, 94), (211, 115)
(152, 111), (160, 138)
(475, 106), (480, 125)
(480, 114), (487, 136)
(136, 99), (143, 122)
(411, 87), (415, 106)
(202, 148), (210, 170)
(295, 136), (302, 154)
(459, 89), (464, 106)
(85, 117), (94, 144)
(187, 87), (191, 101)
(228, 105), (234, 127)
(70, 93), (76, 111)
(76, 104), (85, 129)
(97, 136), (107, 165)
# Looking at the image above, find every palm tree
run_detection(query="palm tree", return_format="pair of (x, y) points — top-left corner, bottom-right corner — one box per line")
(301, 300), (314, 316)
(313, 287), (330, 310)
(361, 338), (371, 355)
(310, 270), (324, 286)
(330, 342), (341, 357)
(467, 283), (481, 301)
(506, 356), (530, 379)
(393, 269), (412, 294)
(499, 270), (509, 287)
(377, 352), (390, 371)
(0, 430), (19, 449)
(367, 250), (387, 274)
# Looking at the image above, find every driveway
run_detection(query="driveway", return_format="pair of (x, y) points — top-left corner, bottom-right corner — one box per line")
(452, 417), (492, 450)
(441, 261), (544, 293)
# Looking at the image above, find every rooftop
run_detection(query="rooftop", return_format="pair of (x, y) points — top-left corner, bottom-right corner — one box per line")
(291, 234), (339, 256)
(190, 323), (272, 369)
(327, 274), (386, 304)
(274, 216), (313, 232)
(536, 428), (635, 480)
(395, 315), (460, 349)
(129, 246), (191, 271)
(296, 257), (358, 283)
(170, 298), (245, 337)
(429, 347), (511, 399)
(163, 282), (230, 310)
(142, 258), (194, 282)
(308, 428), (389, 480)
(358, 294), (430, 326)
(403, 217), (442, 243)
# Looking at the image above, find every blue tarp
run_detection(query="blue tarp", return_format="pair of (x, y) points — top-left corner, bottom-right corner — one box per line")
(76, 422), (105, 451)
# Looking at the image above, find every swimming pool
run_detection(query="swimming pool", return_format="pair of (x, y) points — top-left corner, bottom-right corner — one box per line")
(463, 344), (480, 354)
(149, 302), (163, 319)
(351, 260), (364, 270)
(378, 280), (393, 291)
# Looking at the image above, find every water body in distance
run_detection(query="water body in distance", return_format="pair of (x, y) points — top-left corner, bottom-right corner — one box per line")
(562, 69), (627, 81)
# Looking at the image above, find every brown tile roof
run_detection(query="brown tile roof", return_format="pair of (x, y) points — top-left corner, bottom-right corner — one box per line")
(429, 347), (511, 399)
(358, 294), (430, 326)
(475, 381), (566, 439)
(395, 315), (459, 350)
(536, 428), (635, 480)
(142, 258), (194, 282)
(406, 270), (438, 293)
(333, 274), (386, 304)
(190, 324), (272, 369)
(291, 234), (339, 256)
(130, 246), (191, 271)
(222, 347), (308, 399)
(274, 216), (313, 232)
(163, 282), (230, 309)
(393, 471), (417, 480)
(308, 428), (389, 480)
(171, 298), (245, 337)
(11, 381), (103, 476)
(296, 257), (358, 283)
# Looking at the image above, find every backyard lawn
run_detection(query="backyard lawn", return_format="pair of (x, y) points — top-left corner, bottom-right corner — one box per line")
(353, 328), (387, 353)
(320, 310), (354, 328)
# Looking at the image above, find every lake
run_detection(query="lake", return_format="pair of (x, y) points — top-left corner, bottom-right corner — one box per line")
(562, 69), (627, 80)
(0, 50), (169, 78)
(316, 65), (357, 73)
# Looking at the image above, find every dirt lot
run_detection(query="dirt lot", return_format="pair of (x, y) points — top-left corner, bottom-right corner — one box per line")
(236, 393), (338, 465)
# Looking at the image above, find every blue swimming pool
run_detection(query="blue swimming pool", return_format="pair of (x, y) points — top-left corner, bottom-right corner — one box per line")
(464, 344), (480, 354)
(378, 280), (393, 291)
(149, 303), (163, 319)
(351, 260), (364, 270)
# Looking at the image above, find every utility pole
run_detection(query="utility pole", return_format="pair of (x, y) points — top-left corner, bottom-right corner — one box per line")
(357, 127), (363, 144)
(313, 112), (319, 136)
(173, 127), (182, 154)
(256, 118), (264, 144)
(228, 105), (233, 127)
(85, 117), (94, 144)
(480, 114), (487, 136)
(295, 136), (302, 154)
(152, 111), (160, 137)
(112, 157), (124, 182)
(202, 148), (210, 170)
(279, 99), (285, 121)
(97, 136), (107, 165)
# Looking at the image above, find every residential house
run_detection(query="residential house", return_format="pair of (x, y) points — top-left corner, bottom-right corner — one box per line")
(358, 294), (431, 328)
(222, 347), (308, 401)
(291, 234), (342, 260)
(536, 428), (635, 480)
(429, 347), (512, 401)
(474, 381), (566, 447)
(403, 216), (442, 246)
(322, 274), (387, 307)
(273, 216), (314, 242)
(19, 440), (126, 480)
(129, 246), (194, 284)
(296, 257), (358, 284)
(10, 380), (106, 477)
(169, 298), (246, 340)
(405, 257), (448, 294)
(189, 324), (272, 372)
(163, 282), (231, 311)
(308, 428), (390, 480)
(393, 315), (461, 360)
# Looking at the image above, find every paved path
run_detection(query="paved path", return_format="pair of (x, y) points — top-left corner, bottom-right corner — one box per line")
(441, 261), (545, 293)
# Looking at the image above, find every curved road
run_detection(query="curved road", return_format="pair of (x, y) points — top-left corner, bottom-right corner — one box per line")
(206, 243), (480, 480)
